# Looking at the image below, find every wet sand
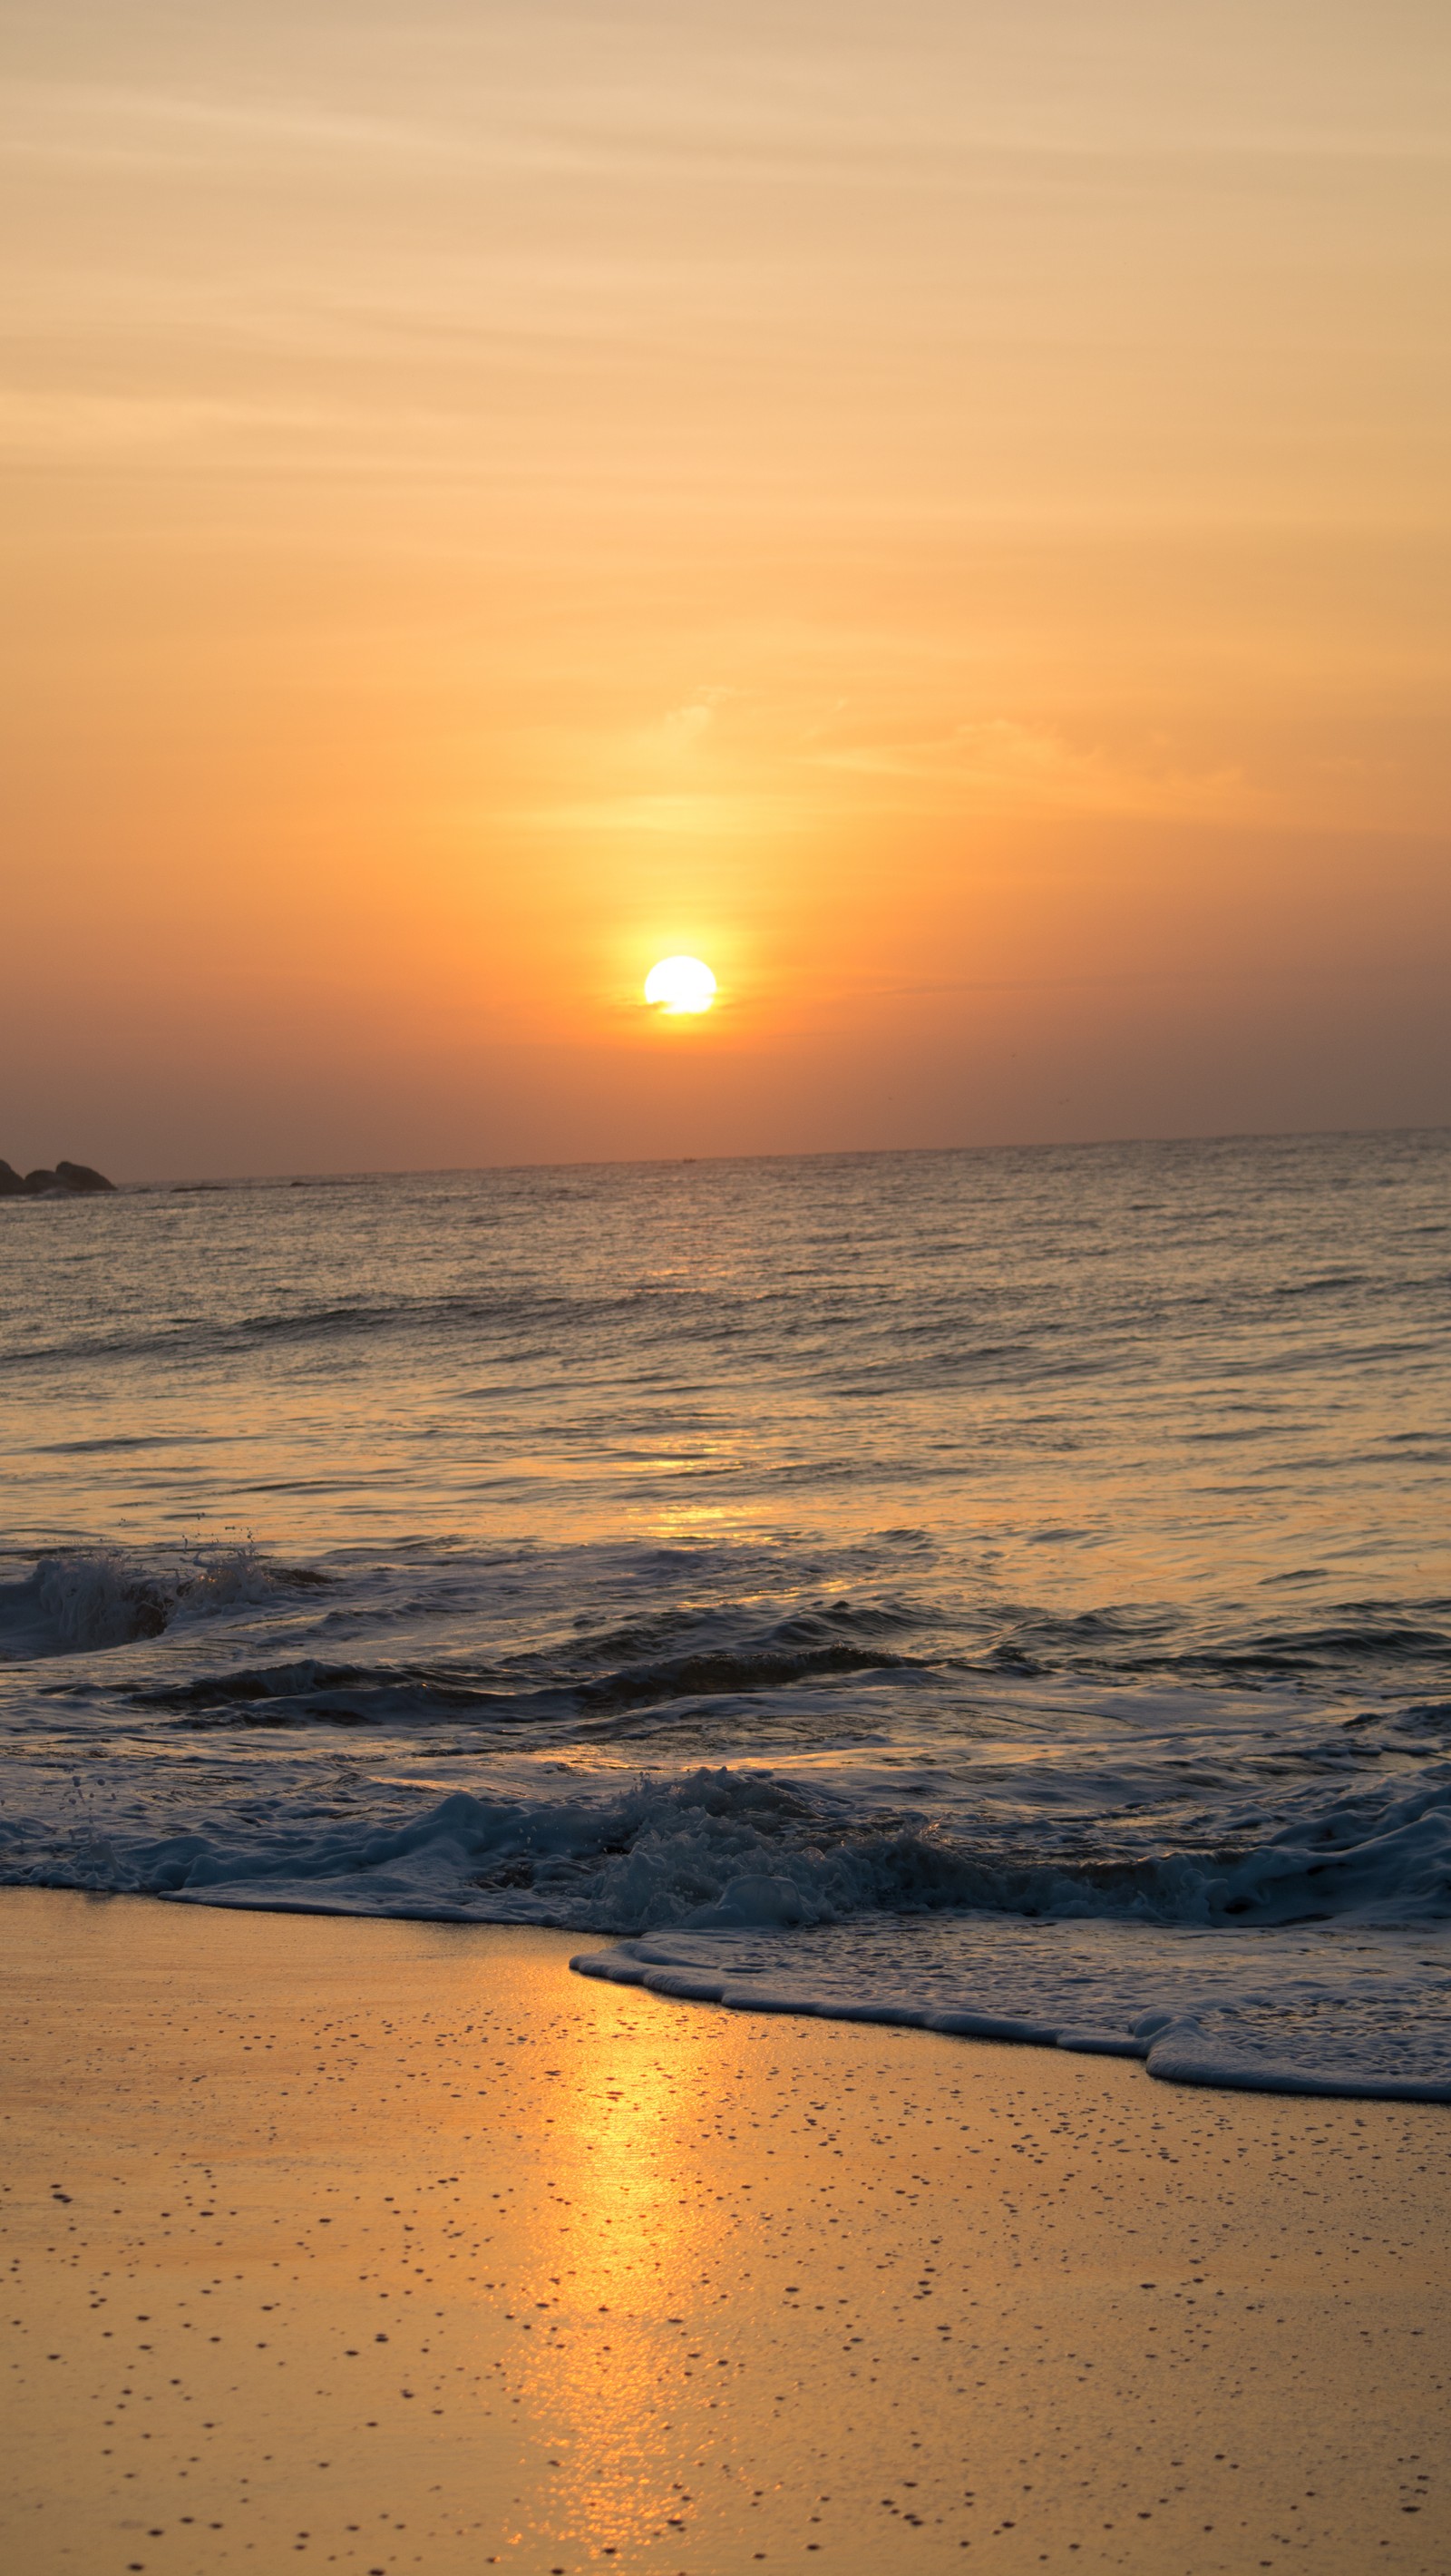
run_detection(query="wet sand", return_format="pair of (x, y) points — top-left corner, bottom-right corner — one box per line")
(2, 1888), (1447, 2574)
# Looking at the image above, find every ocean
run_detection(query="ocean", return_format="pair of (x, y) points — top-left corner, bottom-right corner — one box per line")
(2, 1129), (1448, 2102)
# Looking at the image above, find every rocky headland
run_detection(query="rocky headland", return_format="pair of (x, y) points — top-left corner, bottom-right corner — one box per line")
(0, 1159), (115, 1197)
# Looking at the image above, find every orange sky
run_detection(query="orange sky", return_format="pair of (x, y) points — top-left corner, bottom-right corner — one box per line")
(4, 0), (1448, 1176)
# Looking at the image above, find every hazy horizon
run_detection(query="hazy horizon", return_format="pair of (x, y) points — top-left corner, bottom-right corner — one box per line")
(5, 1112), (1448, 1192)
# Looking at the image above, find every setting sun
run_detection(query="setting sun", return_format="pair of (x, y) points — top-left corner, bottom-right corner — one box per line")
(644, 955), (716, 1015)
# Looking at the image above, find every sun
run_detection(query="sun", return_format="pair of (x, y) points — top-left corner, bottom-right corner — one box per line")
(644, 954), (716, 1014)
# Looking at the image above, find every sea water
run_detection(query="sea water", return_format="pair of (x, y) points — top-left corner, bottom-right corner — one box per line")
(2, 1131), (1448, 2101)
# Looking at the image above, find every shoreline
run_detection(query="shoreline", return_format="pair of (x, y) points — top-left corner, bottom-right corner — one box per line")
(4, 1888), (1448, 2573)
(568, 1934), (1451, 2105)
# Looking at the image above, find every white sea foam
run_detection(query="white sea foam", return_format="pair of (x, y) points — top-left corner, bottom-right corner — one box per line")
(3, 1742), (1449, 2098)
(0, 1541), (288, 1659)
(571, 1914), (1451, 2103)
(154, 1761), (1451, 1940)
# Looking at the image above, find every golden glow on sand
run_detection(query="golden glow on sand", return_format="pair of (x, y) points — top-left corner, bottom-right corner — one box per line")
(644, 956), (717, 1015)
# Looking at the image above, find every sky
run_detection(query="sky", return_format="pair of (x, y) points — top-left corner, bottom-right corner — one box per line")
(4, 0), (1449, 1177)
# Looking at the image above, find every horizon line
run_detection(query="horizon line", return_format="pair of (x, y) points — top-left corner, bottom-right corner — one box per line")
(44, 1115), (1451, 1193)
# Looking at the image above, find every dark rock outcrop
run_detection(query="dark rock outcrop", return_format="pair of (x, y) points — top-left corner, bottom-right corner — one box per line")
(0, 1158), (116, 1196)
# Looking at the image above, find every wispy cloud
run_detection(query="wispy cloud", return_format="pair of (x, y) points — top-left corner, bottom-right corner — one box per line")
(0, 81), (436, 171)
(0, 388), (329, 454)
(647, 690), (732, 756)
(812, 715), (1253, 821)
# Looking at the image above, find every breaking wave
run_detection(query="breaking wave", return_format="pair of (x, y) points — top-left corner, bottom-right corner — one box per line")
(0, 1543), (319, 1659)
(5, 1755), (1448, 2101)
(9, 1759), (1441, 1933)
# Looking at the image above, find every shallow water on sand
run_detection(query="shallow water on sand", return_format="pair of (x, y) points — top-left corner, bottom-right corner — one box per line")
(2, 1130), (1448, 2097)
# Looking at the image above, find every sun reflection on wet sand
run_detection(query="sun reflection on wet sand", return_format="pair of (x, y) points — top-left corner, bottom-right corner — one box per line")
(502, 2011), (737, 2558)
(8, 1901), (1449, 2576)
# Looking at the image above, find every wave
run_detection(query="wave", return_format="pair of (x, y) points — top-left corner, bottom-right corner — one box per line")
(7, 1755), (1450, 1932)
(967, 1600), (1451, 1679)
(77, 1575), (1451, 1735)
(134, 1623), (922, 1731)
(5, 1758), (1448, 2101)
(135, 1656), (514, 1727)
(4, 1279), (763, 1371)
(0, 1544), (323, 1659)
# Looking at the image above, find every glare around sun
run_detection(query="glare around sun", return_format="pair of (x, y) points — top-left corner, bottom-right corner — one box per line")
(645, 955), (716, 1014)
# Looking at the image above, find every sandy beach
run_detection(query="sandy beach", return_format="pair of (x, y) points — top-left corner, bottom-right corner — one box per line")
(1, 1890), (1446, 2574)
